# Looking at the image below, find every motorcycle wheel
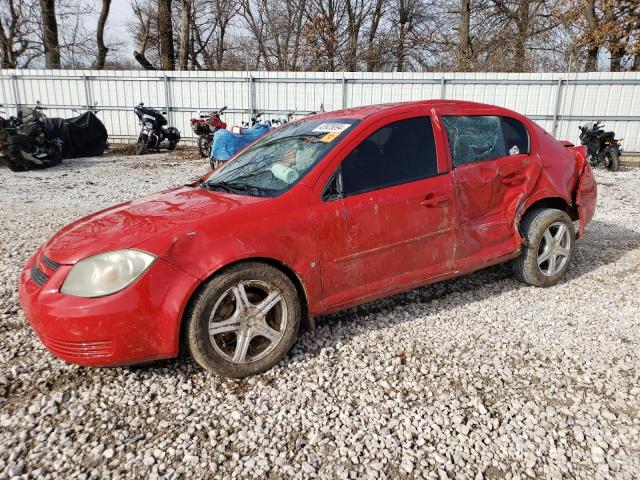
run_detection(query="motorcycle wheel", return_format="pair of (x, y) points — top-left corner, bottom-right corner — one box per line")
(210, 157), (224, 170)
(167, 142), (177, 151)
(135, 134), (147, 155)
(197, 136), (211, 157)
(606, 149), (620, 172)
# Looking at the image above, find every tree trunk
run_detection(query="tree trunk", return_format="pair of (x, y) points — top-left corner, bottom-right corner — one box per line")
(610, 47), (623, 72)
(158, 0), (175, 70)
(134, 51), (157, 70)
(396, 22), (406, 72)
(177, 0), (190, 70)
(583, 0), (598, 71)
(457, 0), (472, 70)
(365, 0), (383, 72)
(93, 0), (111, 69)
(39, 0), (61, 68)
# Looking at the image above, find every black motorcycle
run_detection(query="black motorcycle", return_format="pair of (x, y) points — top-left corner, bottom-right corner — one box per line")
(134, 103), (180, 155)
(579, 121), (623, 172)
(1, 102), (63, 171)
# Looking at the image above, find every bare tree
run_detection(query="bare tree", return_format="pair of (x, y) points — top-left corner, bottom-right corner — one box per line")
(240, 0), (307, 70)
(93, 0), (112, 69)
(131, 0), (157, 69)
(0, 0), (41, 68)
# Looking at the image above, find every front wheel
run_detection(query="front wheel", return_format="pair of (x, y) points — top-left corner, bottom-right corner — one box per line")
(197, 135), (211, 157)
(185, 262), (301, 378)
(512, 208), (576, 287)
(135, 134), (147, 155)
(605, 149), (620, 172)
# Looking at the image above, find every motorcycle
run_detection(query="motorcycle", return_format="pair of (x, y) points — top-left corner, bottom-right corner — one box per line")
(134, 103), (181, 155)
(0, 105), (22, 157)
(190, 106), (227, 157)
(209, 116), (271, 170)
(270, 112), (294, 128)
(1, 102), (63, 171)
(579, 121), (623, 172)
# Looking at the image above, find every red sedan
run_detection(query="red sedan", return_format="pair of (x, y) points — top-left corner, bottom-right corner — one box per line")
(19, 100), (597, 378)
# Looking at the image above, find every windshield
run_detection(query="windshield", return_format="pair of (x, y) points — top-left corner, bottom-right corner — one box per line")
(204, 117), (359, 197)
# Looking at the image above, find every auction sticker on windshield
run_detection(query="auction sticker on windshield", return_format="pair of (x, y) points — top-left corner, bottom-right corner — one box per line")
(312, 123), (352, 133)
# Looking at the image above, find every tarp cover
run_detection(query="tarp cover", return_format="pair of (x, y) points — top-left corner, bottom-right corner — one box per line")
(41, 112), (108, 158)
(210, 123), (270, 161)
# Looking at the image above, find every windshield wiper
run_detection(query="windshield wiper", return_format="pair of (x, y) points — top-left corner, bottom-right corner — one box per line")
(204, 180), (273, 197)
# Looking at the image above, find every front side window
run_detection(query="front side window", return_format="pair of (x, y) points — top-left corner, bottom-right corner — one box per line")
(205, 118), (359, 197)
(338, 117), (438, 197)
(443, 115), (530, 167)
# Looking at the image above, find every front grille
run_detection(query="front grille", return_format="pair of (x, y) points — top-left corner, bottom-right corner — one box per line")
(31, 262), (48, 286)
(41, 336), (114, 359)
(42, 255), (60, 271)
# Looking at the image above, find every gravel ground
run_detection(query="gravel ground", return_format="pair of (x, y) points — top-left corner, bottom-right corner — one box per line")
(1, 154), (639, 480)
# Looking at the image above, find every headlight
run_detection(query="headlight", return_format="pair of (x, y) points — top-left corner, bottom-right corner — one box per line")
(60, 250), (156, 298)
(144, 121), (153, 129)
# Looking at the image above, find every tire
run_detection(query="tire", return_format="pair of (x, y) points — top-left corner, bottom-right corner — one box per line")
(185, 262), (301, 378)
(512, 208), (576, 287)
(197, 136), (210, 157)
(167, 142), (177, 151)
(135, 134), (147, 155)
(606, 149), (620, 172)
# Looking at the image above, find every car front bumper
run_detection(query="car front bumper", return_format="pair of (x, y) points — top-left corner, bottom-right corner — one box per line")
(19, 249), (199, 367)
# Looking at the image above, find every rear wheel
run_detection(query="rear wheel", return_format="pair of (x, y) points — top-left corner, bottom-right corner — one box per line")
(512, 208), (575, 287)
(185, 262), (301, 378)
(606, 149), (620, 172)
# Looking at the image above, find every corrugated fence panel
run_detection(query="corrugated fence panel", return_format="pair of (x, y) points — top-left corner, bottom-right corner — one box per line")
(0, 69), (638, 150)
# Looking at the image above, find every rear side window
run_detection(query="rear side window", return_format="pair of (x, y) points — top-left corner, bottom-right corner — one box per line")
(340, 117), (438, 196)
(501, 116), (530, 156)
(443, 115), (530, 167)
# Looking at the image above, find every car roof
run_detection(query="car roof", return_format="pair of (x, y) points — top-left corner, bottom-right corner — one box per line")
(305, 100), (506, 121)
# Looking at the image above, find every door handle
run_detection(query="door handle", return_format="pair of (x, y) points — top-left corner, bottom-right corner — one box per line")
(501, 173), (526, 186)
(420, 193), (448, 207)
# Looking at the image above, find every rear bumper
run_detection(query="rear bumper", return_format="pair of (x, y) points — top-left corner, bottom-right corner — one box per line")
(575, 162), (597, 238)
(19, 250), (199, 366)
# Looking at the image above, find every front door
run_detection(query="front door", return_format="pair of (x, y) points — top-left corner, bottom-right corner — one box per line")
(313, 114), (457, 309)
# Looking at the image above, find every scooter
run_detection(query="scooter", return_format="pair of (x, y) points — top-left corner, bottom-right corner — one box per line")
(190, 106), (227, 157)
(134, 103), (181, 155)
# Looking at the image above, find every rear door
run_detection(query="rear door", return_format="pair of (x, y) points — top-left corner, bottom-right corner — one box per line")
(438, 112), (541, 271)
(312, 113), (457, 309)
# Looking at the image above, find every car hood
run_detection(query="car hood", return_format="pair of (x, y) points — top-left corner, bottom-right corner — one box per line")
(42, 185), (267, 264)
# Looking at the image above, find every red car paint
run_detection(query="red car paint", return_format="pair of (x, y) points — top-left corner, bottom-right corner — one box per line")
(19, 100), (597, 367)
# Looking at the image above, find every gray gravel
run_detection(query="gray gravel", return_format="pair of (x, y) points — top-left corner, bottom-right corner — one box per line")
(1, 154), (639, 479)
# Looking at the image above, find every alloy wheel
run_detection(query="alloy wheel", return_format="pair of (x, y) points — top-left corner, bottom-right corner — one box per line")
(208, 280), (287, 364)
(537, 221), (571, 276)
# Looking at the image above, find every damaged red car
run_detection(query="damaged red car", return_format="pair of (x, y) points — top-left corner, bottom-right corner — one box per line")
(19, 100), (597, 378)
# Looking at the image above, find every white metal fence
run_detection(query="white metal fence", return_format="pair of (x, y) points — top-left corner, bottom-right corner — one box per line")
(1, 69), (639, 151)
